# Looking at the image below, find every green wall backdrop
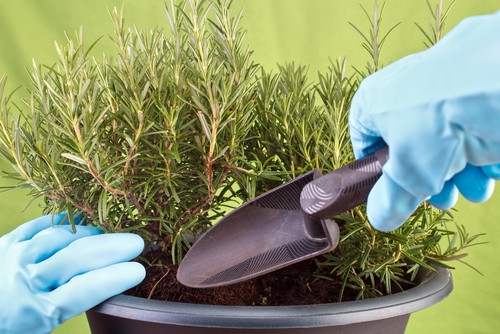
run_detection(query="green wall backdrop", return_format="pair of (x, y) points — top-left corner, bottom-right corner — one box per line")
(0, 1), (499, 333)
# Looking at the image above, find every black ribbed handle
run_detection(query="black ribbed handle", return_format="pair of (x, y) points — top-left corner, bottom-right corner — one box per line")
(300, 146), (388, 218)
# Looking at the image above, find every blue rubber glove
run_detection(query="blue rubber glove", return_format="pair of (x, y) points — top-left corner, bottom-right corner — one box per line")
(349, 11), (500, 231)
(0, 214), (146, 334)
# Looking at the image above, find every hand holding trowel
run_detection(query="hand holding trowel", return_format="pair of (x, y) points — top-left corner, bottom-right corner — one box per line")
(177, 146), (388, 288)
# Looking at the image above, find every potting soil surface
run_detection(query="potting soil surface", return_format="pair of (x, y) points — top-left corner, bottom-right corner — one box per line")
(127, 249), (341, 306)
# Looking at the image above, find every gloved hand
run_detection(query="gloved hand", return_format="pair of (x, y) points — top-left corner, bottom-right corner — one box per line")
(0, 214), (146, 334)
(349, 11), (500, 231)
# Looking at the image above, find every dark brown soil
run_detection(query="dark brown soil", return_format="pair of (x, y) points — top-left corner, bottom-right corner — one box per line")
(127, 249), (341, 306)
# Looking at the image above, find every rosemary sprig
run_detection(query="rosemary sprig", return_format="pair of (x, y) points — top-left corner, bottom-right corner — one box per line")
(415, 0), (457, 47)
(349, 0), (401, 76)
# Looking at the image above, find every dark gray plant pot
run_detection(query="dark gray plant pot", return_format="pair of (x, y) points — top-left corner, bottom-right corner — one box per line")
(86, 267), (452, 334)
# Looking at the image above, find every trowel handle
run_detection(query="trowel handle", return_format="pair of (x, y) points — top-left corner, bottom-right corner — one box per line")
(300, 146), (389, 218)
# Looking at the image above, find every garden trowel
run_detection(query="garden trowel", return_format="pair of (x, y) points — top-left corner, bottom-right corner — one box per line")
(177, 146), (388, 288)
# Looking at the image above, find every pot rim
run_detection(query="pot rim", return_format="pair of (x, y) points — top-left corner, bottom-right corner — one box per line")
(89, 267), (452, 329)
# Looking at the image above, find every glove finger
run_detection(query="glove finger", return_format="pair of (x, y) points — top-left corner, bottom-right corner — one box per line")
(481, 163), (500, 180)
(428, 179), (459, 210)
(46, 262), (146, 324)
(452, 164), (495, 203)
(366, 173), (422, 232)
(31, 233), (144, 291)
(0, 214), (71, 245)
(349, 101), (384, 159)
(22, 225), (103, 264)
(349, 123), (386, 159)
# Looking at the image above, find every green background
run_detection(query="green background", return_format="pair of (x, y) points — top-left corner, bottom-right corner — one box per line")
(1, 0), (499, 333)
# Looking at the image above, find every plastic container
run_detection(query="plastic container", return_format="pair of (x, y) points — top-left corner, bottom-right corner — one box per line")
(86, 267), (452, 334)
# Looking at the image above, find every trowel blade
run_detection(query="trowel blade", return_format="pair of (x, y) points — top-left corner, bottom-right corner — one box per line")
(177, 170), (340, 288)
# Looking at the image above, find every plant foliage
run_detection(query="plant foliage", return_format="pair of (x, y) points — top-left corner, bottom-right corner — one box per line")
(0, 0), (483, 301)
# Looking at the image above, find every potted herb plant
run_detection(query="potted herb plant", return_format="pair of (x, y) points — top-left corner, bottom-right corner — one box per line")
(0, 0), (482, 333)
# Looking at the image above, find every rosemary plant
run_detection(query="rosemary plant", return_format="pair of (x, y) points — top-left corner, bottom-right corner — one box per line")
(0, 0), (483, 302)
